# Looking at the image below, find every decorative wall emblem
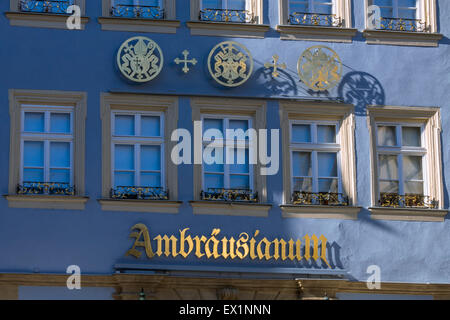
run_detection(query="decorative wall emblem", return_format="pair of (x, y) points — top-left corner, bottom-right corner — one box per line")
(117, 36), (164, 83)
(207, 41), (253, 87)
(264, 54), (287, 78)
(297, 45), (342, 91)
(174, 50), (197, 74)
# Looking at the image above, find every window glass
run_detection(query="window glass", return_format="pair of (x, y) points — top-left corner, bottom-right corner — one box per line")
(402, 127), (421, 147)
(377, 126), (397, 146)
(141, 145), (161, 171)
(141, 116), (160, 137)
(115, 115), (135, 136)
(317, 125), (336, 143)
(115, 145), (135, 170)
(50, 113), (71, 133)
(292, 124), (311, 143)
(292, 151), (312, 177)
(24, 112), (45, 132)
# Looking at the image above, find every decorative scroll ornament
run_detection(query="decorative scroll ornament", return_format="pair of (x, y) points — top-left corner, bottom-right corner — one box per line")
(297, 45), (342, 91)
(174, 50), (197, 74)
(117, 36), (163, 83)
(264, 54), (287, 78)
(207, 41), (253, 87)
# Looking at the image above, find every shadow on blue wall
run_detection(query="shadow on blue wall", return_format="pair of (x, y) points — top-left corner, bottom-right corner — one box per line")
(253, 67), (299, 96)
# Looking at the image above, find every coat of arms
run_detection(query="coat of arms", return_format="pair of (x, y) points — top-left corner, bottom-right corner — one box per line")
(207, 41), (253, 87)
(117, 36), (164, 83)
(297, 46), (342, 91)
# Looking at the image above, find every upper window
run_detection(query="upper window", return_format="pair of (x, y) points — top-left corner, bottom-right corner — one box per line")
(200, 0), (254, 23)
(288, 0), (341, 27)
(370, 0), (426, 32)
(111, 0), (164, 19)
(19, 0), (74, 14)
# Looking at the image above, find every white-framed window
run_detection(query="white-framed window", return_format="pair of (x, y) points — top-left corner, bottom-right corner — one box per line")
(201, 114), (253, 192)
(201, 0), (248, 10)
(111, 111), (165, 189)
(288, 0), (335, 15)
(370, 0), (421, 20)
(20, 105), (74, 186)
(289, 120), (342, 196)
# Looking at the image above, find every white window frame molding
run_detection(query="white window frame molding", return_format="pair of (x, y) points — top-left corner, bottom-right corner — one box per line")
(279, 101), (360, 220)
(276, 0), (357, 43)
(7, 89), (88, 210)
(6, 0), (88, 30)
(187, 0), (269, 39)
(99, 0), (180, 34)
(363, 0), (442, 47)
(99, 93), (181, 214)
(367, 106), (447, 222)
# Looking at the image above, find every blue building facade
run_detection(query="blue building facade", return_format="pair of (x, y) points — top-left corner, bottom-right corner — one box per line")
(0, 0), (450, 300)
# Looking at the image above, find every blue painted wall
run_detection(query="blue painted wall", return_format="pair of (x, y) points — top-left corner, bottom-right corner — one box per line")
(0, 0), (449, 290)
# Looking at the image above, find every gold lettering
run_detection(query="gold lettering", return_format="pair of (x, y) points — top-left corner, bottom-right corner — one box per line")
(236, 232), (249, 259)
(205, 229), (221, 259)
(193, 235), (207, 258)
(319, 234), (331, 268)
(179, 228), (194, 258)
(287, 239), (302, 261)
(221, 236), (236, 259)
(126, 223), (155, 259)
(257, 237), (272, 260)
(249, 230), (260, 260)
(304, 234), (320, 262)
(153, 234), (178, 257)
(271, 238), (287, 261)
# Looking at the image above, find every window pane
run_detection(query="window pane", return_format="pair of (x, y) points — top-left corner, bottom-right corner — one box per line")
(379, 155), (398, 180)
(374, 0), (393, 7)
(377, 126), (397, 146)
(319, 178), (338, 193)
(202, 0), (221, 8)
(203, 147), (224, 172)
(23, 141), (44, 167)
(380, 181), (399, 193)
(229, 119), (249, 132)
(293, 177), (312, 192)
(402, 127), (421, 147)
(115, 115), (135, 136)
(289, 2), (308, 13)
(380, 7), (394, 17)
(292, 124), (311, 143)
(203, 118), (223, 134)
(114, 145), (134, 170)
(140, 172), (161, 187)
(317, 125), (336, 143)
(228, 0), (246, 10)
(292, 152), (312, 177)
(50, 113), (70, 133)
(23, 168), (44, 182)
(398, 0), (416, 7)
(230, 175), (249, 189)
(398, 9), (416, 19)
(314, 4), (332, 14)
(404, 181), (423, 194)
(140, 145), (160, 171)
(141, 116), (160, 137)
(403, 156), (423, 181)
(50, 169), (70, 183)
(24, 112), (45, 132)
(50, 142), (70, 168)
(229, 148), (249, 174)
(205, 173), (224, 189)
(114, 172), (134, 186)
(318, 152), (337, 177)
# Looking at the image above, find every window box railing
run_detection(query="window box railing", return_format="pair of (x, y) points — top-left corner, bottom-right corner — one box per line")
(289, 12), (342, 27)
(379, 193), (438, 209)
(111, 4), (164, 19)
(19, 0), (73, 14)
(17, 182), (75, 196)
(110, 186), (168, 200)
(377, 17), (427, 32)
(199, 8), (255, 23)
(201, 188), (258, 202)
(292, 191), (349, 206)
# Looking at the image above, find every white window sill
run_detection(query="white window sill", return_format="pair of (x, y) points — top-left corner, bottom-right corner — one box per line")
(99, 199), (182, 214)
(280, 205), (361, 220)
(190, 201), (271, 217)
(276, 25), (357, 43)
(369, 207), (448, 222)
(5, 195), (89, 210)
(363, 29), (443, 47)
(186, 21), (270, 38)
(5, 12), (89, 30)
(98, 17), (180, 34)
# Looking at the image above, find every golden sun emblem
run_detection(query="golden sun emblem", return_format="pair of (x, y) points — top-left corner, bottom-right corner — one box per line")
(117, 36), (164, 83)
(207, 41), (253, 87)
(297, 46), (342, 91)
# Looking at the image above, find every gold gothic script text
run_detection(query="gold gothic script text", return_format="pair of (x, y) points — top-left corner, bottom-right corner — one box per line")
(125, 223), (330, 267)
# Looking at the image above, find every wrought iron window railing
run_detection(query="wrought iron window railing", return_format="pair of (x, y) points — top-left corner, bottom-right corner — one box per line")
(19, 0), (73, 14)
(201, 188), (258, 202)
(111, 186), (168, 200)
(199, 9), (255, 23)
(379, 193), (438, 209)
(111, 4), (164, 19)
(292, 191), (349, 206)
(377, 17), (427, 32)
(17, 182), (75, 196)
(289, 12), (342, 27)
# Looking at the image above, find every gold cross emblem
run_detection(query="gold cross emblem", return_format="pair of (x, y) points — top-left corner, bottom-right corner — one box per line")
(264, 54), (287, 78)
(174, 50), (197, 74)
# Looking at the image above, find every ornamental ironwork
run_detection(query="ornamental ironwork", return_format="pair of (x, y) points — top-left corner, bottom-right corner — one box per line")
(111, 186), (168, 200)
(117, 36), (164, 83)
(378, 17), (426, 32)
(289, 12), (342, 27)
(297, 45), (342, 91)
(111, 5), (164, 19)
(199, 8), (255, 23)
(292, 191), (349, 206)
(207, 41), (253, 87)
(19, 0), (72, 14)
(17, 182), (75, 196)
(201, 188), (258, 202)
(379, 193), (438, 209)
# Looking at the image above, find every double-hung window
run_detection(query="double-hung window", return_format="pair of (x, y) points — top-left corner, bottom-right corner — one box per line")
(111, 0), (164, 19)
(288, 0), (341, 27)
(369, 0), (425, 32)
(200, 0), (254, 23)
(111, 111), (166, 200)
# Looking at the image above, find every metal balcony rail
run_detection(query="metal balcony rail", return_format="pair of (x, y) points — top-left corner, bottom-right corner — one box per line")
(379, 193), (438, 209)
(111, 4), (164, 19)
(201, 188), (258, 202)
(289, 12), (342, 27)
(292, 191), (349, 206)
(199, 8), (255, 23)
(111, 186), (168, 200)
(19, 0), (73, 14)
(17, 182), (75, 196)
(377, 17), (427, 32)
